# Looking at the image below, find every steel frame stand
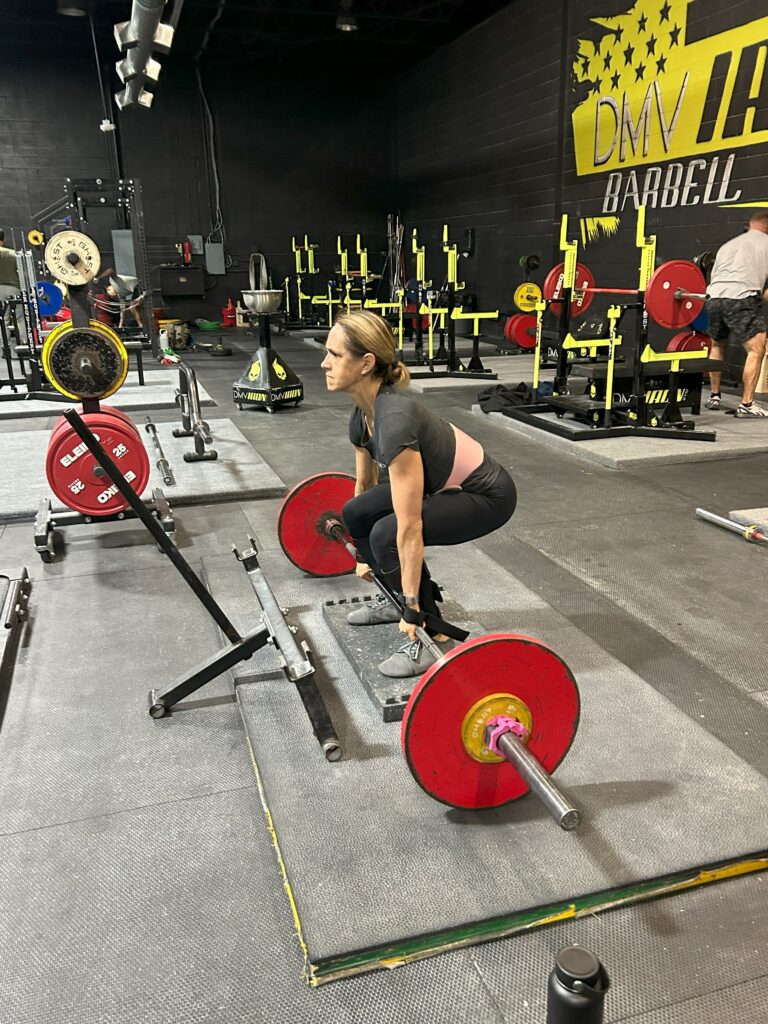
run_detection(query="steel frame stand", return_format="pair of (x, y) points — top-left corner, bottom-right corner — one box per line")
(173, 361), (218, 462)
(58, 408), (341, 760)
(0, 568), (31, 733)
(62, 177), (159, 357)
(33, 489), (175, 563)
(409, 284), (497, 381)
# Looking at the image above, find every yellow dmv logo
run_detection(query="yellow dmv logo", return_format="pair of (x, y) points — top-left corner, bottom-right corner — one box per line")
(247, 359), (261, 382)
(572, 3), (768, 177)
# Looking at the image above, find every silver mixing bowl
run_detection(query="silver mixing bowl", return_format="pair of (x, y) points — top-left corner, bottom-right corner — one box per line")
(241, 289), (283, 313)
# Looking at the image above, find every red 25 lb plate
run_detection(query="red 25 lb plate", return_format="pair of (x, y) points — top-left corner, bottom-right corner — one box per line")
(512, 312), (537, 349)
(401, 634), (580, 809)
(46, 405), (150, 516)
(645, 260), (706, 329)
(277, 472), (357, 577)
(666, 330), (711, 354)
(543, 262), (595, 316)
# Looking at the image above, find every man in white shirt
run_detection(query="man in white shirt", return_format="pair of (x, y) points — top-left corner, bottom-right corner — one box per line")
(705, 212), (768, 417)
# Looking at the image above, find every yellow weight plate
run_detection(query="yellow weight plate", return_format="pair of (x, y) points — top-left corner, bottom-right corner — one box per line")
(513, 281), (543, 313)
(28, 229), (44, 247)
(42, 320), (128, 400)
(461, 692), (533, 764)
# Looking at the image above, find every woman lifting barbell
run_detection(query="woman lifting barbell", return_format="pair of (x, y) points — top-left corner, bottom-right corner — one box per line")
(321, 309), (517, 678)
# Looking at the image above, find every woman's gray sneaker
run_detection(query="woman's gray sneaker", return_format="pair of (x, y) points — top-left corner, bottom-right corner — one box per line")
(346, 597), (401, 625)
(378, 638), (453, 678)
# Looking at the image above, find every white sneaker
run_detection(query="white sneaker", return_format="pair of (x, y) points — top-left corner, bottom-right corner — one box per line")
(735, 402), (768, 418)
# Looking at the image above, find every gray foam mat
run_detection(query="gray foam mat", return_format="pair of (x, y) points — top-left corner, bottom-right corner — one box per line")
(0, 787), (504, 1024)
(514, 507), (768, 699)
(206, 545), (768, 978)
(473, 405), (768, 468)
(0, 373), (215, 419)
(0, 418), (285, 522)
(0, 565), (253, 834)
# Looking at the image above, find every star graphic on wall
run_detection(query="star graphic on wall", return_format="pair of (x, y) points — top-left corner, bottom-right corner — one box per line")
(660, 1), (671, 21)
(614, 25), (624, 42)
(656, 54), (667, 73)
(592, 78), (602, 94)
(603, 52), (612, 71)
(638, 13), (648, 31)
(610, 70), (620, 90)
(623, 43), (634, 65)
(635, 62), (646, 81)
(646, 34), (657, 55)
(670, 24), (681, 45)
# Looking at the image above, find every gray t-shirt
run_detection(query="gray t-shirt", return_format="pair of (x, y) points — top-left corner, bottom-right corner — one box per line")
(349, 386), (502, 495)
(708, 229), (768, 300)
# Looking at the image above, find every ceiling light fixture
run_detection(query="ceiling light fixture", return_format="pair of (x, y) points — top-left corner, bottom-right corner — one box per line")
(57, 0), (88, 15)
(336, 0), (357, 32)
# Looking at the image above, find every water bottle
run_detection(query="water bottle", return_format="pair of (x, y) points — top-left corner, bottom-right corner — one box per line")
(546, 946), (610, 1023)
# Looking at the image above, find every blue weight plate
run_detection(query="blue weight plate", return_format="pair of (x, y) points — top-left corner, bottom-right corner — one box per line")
(689, 306), (708, 333)
(36, 280), (63, 317)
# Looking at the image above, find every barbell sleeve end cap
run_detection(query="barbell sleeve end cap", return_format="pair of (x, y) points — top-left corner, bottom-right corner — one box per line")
(560, 809), (582, 831)
(148, 690), (168, 719)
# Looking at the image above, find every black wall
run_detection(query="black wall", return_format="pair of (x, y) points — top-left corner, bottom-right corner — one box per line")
(2, 1), (767, 338)
(394, 2), (567, 319)
(0, 44), (393, 319)
(395, 0), (768, 348)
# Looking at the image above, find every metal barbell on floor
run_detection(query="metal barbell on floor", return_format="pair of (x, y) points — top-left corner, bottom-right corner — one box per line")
(277, 472), (583, 830)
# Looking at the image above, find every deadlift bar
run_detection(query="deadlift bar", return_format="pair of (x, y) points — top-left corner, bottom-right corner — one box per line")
(321, 512), (582, 830)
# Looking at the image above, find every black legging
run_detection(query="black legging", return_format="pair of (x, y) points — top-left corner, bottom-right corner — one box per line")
(342, 468), (517, 623)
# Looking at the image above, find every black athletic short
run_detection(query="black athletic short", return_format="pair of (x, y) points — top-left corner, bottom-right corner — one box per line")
(705, 295), (766, 346)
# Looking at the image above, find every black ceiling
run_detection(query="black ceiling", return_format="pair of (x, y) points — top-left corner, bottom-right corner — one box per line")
(3, 1), (514, 69)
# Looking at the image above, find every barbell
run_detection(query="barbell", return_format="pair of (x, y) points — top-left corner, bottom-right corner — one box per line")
(542, 259), (708, 330)
(277, 472), (583, 829)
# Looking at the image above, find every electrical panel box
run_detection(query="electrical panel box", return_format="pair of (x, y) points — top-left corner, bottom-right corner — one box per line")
(111, 230), (136, 277)
(205, 242), (226, 275)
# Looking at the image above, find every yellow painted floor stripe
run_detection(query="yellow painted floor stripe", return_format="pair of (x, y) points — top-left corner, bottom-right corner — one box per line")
(246, 736), (316, 986)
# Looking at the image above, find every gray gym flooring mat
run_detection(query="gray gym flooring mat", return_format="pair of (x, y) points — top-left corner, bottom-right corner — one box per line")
(511, 507), (768, 702)
(0, 371), (215, 420)
(0, 418), (284, 522)
(204, 543), (768, 982)
(473, 404), (768, 468)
